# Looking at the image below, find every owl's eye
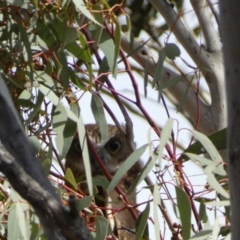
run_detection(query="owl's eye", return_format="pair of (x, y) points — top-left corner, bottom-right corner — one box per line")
(105, 137), (122, 154)
(73, 141), (81, 153)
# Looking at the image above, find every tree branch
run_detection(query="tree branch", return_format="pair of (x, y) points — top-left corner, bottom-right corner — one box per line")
(190, 0), (221, 52)
(0, 75), (92, 240)
(123, 1), (226, 134)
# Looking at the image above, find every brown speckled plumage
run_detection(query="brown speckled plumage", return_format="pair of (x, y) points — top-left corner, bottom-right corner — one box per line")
(65, 124), (139, 239)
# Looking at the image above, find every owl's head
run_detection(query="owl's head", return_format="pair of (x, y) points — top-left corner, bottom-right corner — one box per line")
(65, 124), (133, 178)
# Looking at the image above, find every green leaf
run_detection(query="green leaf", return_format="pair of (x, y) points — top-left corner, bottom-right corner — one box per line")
(128, 154), (155, 193)
(205, 200), (230, 207)
(58, 51), (69, 90)
(189, 229), (212, 240)
(153, 185), (161, 240)
(52, 104), (76, 159)
(135, 203), (150, 240)
(121, 14), (131, 33)
(76, 115), (93, 196)
(184, 128), (226, 157)
(8, 206), (20, 240)
(91, 94), (108, 140)
(66, 41), (91, 63)
(161, 76), (183, 89)
(7, 0), (24, 6)
(112, 21), (121, 78)
(16, 17), (34, 81)
(18, 89), (32, 107)
(16, 202), (28, 240)
(191, 130), (226, 176)
(153, 49), (166, 102)
(185, 153), (213, 167)
(143, 60), (149, 97)
(36, 20), (57, 48)
(26, 91), (44, 124)
(39, 84), (59, 106)
(64, 26), (78, 44)
(175, 186), (191, 240)
(165, 43), (181, 60)
(65, 168), (78, 190)
(199, 201), (208, 223)
(72, 0), (100, 25)
(153, 49), (165, 88)
(204, 164), (229, 199)
(157, 118), (174, 168)
(48, 18), (65, 43)
(99, 29), (117, 76)
(95, 216), (108, 240)
(92, 176), (109, 188)
(212, 219), (220, 240)
(28, 136), (41, 155)
(76, 196), (93, 211)
(52, 104), (67, 155)
(41, 159), (51, 175)
(79, 32), (92, 63)
(108, 144), (148, 192)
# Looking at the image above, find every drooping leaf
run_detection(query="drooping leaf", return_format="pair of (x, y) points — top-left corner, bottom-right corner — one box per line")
(75, 114), (93, 196)
(189, 229), (212, 240)
(184, 128), (226, 157)
(161, 76), (183, 89)
(189, 130), (226, 176)
(16, 17), (34, 81)
(135, 203), (150, 240)
(52, 104), (76, 160)
(99, 29), (117, 77)
(18, 89), (32, 107)
(8, 206), (20, 240)
(16, 202), (28, 240)
(72, 0), (100, 26)
(58, 51), (69, 90)
(128, 154), (156, 193)
(52, 103), (67, 155)
(185, 153), (213, 167)
(64, 26), (78, 44)
(108, 144), (148, 192)
(204, 164), (229, 199)
(211, 219), (220, 240)
(41, 159), (51, 176)
(65, 168), (78, 190)
(153, 185), (161, 240)
(91, 94), (108, 140)
(26, 91), (44, 124)
(157, 118), (174, 168)
(205, 200), (230, 207)
(199, 201), (208, 223)
(112, 20), (121, 78)
(152, 49), (165, 90)
(95, 216), (109, 240)
(39, 84), (59, 106)
(36, 20), (57, 48)
(175, 186), (191, 240)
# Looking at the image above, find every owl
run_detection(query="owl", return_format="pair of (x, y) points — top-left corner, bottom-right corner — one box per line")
(65, 124), (139, 240)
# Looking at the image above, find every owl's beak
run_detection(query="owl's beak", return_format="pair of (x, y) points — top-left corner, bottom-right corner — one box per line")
(88, 143), (110, 174)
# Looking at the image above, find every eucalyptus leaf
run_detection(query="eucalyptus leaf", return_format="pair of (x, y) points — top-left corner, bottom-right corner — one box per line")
(91, 94), (108, 140)
(108, 144), (148, 192)
(153, 185), (161, 240)
(175, 186), (191, 240)
(95, 216), (108, 240)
